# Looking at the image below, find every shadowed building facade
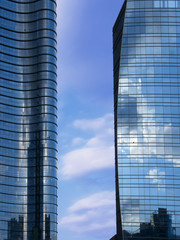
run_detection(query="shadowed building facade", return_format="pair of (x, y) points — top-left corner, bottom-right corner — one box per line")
(113, 0), (180, 239)
(0, 0), (57, 239)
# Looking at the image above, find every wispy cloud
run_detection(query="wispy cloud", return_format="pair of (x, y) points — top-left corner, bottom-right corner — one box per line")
(60, 191), (116, 236)
(61, 146), (114, 179)
(73, 113), (113, 132)
(61, 114), (114, 179)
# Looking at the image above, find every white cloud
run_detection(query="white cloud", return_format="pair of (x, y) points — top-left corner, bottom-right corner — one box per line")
(69, 191), (115, 212)
(61, 146), (114, 179)
(73, 113), (113, 132)
(61, 114), (114, 179)
(60, 191), (116, 235)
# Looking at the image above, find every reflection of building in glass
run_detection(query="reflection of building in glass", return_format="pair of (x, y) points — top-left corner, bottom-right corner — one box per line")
(151, 208), (173, 239)
(8, 216), (23, 240)
(113, 0), (180, 240)
(130, 208), (173, 239)
(110, 208), (178, 240)
(0, 1), (58, 239)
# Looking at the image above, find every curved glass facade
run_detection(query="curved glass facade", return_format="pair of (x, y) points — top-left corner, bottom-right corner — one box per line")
(113, 1), (180, 239)
(0, 0), (57, 239)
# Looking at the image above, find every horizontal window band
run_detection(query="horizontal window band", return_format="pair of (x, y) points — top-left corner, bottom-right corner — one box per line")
(1, 60), (57, 69)
(0, 154), (58, 161)
(0, 201), (57, 207)
(1, 69), (57, 76)
(126, 8), (180, 12)
(118, 183), (180, 186)
(120, 54), (180, 59)
(0, 197), (58, 203)
(0, 211), (57, 216)
(1, 16), (56, 26)
(0, 229), (57, 234)
(0, 85), (57, 92)
(0, 163), (57, 169)
(0, 219), (58, 225)
(0, 178), (58, 183)
(0, 197), (57, 203)
(0, 94), (57, 101)
(0, 105), (57, 111)
(1, 35), (57, 46)
(1, 25), (57, 36)
(1, 55), (57, 64)
(1, 42), (57, 51)
(1, 26), (57, 37)
(0, 114), (57, 121)
(124, 23), (180, 27)
(0, 102), (57, 110)
(117, 164), (180, 167)
(0, 30), (57, 42)
(0, 116), (57, 123)
(0, 154), (58, 159)
(0, 145), (57, 151)
(0, 164), (58, 170)
(0, 190), (57, 195)
(120, 195), (180, 199)
(1, 58), (57, 67)
(1, 68), (57, 76)
(0, 112), (57, 118)
(0, 180), (58, 187)
(121, 209), (180, 212)
(0, 136), (57, 143)
(0, 117), (58, 124)
(117, 153), (180, 155)
(6, 0), (56, 5)
(0, 128), (57, 135)
(1, 4), (56, 15)
(118, 174), (180, 177)
(0, 170), (58, 176)
(0, 229), (57, 235)
(0, 190), (58, 196)
(2, 10), (56, 17)
(0, 81), (57, 90)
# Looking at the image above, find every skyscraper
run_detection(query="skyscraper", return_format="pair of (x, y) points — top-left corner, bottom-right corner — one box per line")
(113, 0), (180, 239)
(0, 1), (57, 239)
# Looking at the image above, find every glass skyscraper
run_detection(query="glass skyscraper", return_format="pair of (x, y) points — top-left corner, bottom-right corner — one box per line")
(113, 0), (180, 239)
(0, 1), (57, 240)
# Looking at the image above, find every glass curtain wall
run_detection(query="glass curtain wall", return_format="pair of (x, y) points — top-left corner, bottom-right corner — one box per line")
(0, 1), (57, 239)
(113, 0), (180, 239)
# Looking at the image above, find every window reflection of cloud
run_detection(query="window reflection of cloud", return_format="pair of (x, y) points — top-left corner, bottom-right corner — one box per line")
(146, 168), (165, 191)
(121, 199), (140, 232)
(118, 77), (180, 167)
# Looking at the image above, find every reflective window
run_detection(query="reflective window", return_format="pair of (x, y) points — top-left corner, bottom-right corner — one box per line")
(113, 0), (180, 239)
(0, 1), (57, 239)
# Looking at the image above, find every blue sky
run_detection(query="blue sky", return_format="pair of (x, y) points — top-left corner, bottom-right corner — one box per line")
(57, 1), (123, 239)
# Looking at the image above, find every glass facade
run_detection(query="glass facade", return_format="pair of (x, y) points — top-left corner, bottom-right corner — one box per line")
(0, 0), (57, 240)
(113, 0), (180, 239)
